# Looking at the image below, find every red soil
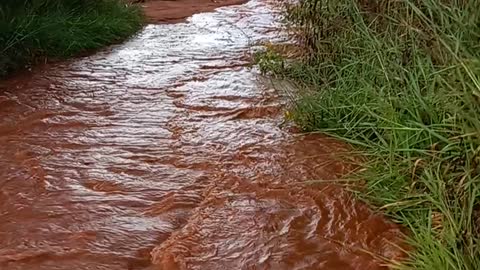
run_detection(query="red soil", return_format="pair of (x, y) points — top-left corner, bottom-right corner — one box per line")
(140, 0), (249, 23)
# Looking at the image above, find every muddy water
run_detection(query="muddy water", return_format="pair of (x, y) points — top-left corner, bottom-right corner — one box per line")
(141, 0), (248, 23)
(0, 1), (405, 270)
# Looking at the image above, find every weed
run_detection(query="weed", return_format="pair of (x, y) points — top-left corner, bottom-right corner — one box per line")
(0, 0), (144, 77)
(257, 0), (480, 268)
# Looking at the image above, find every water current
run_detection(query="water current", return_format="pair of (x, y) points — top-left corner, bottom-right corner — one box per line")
(0, 1), (405, 269)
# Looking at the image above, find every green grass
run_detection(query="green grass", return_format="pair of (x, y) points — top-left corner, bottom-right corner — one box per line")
(256, 0), (480, 269)
(0, 0), (144, 77)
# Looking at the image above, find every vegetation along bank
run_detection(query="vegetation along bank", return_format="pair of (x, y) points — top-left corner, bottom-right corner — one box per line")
(0, 0), (143, 78)
(256, 0), (480, 269)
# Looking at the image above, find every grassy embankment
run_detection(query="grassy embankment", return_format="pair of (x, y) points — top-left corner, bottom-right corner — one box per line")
(256, 0), (480, 269)
(0, 0), (144, 77)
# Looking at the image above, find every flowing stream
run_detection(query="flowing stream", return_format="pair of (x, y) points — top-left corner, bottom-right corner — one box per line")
(0, 1), (405, 269)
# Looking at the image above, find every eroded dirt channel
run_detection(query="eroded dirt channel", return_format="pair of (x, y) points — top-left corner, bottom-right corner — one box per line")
(0, 1), (405, 269)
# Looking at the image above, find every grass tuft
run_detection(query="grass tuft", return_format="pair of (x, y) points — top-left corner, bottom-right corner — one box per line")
(0, 0), (144, 77)
(257, 0), (480, 268)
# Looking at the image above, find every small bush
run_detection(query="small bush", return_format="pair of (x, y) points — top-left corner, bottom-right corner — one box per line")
(0, 0), (144, 77)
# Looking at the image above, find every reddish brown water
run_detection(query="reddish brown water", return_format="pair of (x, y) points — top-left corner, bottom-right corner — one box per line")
(0, 1), (406, 269)
(141, 0), (248, 23)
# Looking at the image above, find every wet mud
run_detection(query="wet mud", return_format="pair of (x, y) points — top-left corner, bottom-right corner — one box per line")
(140, 0), (248, 23)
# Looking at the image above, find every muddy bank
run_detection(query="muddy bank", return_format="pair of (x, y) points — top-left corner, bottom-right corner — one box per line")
(141, 0), (248, 23)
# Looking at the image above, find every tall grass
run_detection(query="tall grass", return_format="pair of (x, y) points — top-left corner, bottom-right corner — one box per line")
(257, 0), (480, 268)
(0, 0), (144, 77)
